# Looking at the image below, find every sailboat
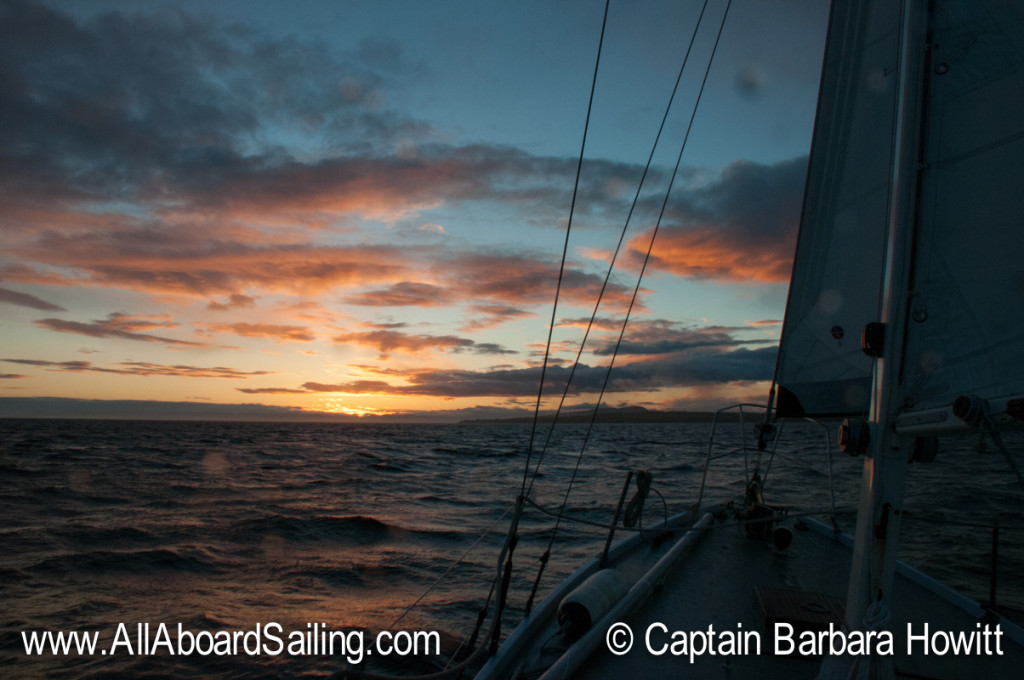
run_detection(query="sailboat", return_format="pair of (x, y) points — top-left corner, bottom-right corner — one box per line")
(337, 0), (1024, 678)
(466, 0), (1024, 677)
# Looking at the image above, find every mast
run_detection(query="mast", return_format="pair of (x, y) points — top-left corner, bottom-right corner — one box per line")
(842, 0), (930, 647)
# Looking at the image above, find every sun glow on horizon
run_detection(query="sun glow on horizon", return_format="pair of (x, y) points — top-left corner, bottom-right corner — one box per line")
(315, 397), (397, 418)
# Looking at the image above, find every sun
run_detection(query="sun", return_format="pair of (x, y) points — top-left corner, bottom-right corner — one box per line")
(315, 396), (394, 417)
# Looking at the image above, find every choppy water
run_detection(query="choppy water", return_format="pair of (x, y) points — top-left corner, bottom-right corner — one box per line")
(2, 418), (1022, 678)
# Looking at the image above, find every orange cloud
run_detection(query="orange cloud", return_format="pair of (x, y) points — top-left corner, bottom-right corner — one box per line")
(200, 322), (315, 342)
(625, 158), (806, 283)
(636, 224), (794, 282)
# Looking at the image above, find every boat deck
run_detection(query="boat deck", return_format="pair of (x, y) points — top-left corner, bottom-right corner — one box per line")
(573, 514), (1023, 679)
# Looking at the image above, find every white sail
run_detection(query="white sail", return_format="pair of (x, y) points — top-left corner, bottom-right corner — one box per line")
(896, 0), (1024, 426)
(773, 0), (902, 418)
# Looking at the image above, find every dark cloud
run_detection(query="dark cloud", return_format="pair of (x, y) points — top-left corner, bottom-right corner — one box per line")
(0, 286), (66, 311)
(3, 357), (271, 379)
(331, 330), (514, 357)
(15, 235), (415, 297)
(303, 346), (775, 398)
(207, 293), (256, 311)
(346, 282), (452, 307)
(630, 157), (807, 282)
(0, 396), (321, 421)
(0, 1), (598, 228)
(235, 387), (309, 394)
(591, 322), (772, 356)
(0, 0), (428, 211)
(0, 396), (527, 422)
(33, 313), (203, 346)
(304, 380), (395, 393)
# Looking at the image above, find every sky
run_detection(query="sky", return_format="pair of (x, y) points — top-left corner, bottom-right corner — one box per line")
(0, 0), (831, 421)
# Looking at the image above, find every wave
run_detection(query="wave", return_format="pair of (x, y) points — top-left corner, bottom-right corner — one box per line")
(229, 514), (463, 545)
(29, 547), (223, 576)
(52, 525), (159, 547)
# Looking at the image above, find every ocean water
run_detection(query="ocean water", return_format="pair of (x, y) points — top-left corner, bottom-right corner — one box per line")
(2, 418), (1022, 678)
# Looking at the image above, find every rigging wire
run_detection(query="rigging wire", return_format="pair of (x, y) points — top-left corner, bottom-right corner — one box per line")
(330, 501), (524, 680)
(387, 502), (515, 631)
(524, 0), (714, 501)
(587, 0), (735, 442)
(523, 0), (734, 612)
(550, 0), (734, 546)
(520, 0), (612, 501)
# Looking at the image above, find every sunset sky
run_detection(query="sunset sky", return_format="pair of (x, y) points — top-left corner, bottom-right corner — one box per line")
(1, 0), (830, 421)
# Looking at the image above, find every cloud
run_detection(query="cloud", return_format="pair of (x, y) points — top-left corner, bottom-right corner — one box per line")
(461, 305), (535, 332)
(302, 345), (776, 398)
(1, 373), (27, 379)
(0, 0), (595, 230)
(332, 329), (514, 357)
(235, 387), (310, 394)
(0, 4), (668, 319)
(3, 357), (272, 379)
(0, 0), (430, 211)
(590, 321), (771, 356)
(199, 322), (315, 342)
(0, 1), (803, 416)
(629, 157), (807, 283)
(303, 380), (396, 393)
(0, 286), (66, 311)
(207, 293), (256, 311)
(439, 252), (637, 311)
(33, 313), (204, 346)
(10, 228), (416, 296)
(345, 282), (452, 307)
(0, 397), (323, 422)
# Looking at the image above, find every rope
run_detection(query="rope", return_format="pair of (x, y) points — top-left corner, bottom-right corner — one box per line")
(520, 0), (611, 500)
(863, 596), (892, 631)
(622, 470), (652, 528)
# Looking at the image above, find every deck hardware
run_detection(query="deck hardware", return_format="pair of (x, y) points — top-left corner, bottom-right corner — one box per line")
(861, 322), (886, 357)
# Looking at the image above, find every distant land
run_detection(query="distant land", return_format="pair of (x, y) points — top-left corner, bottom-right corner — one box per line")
(0, 397), (739, 424)
(460, 406), (740, 424)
